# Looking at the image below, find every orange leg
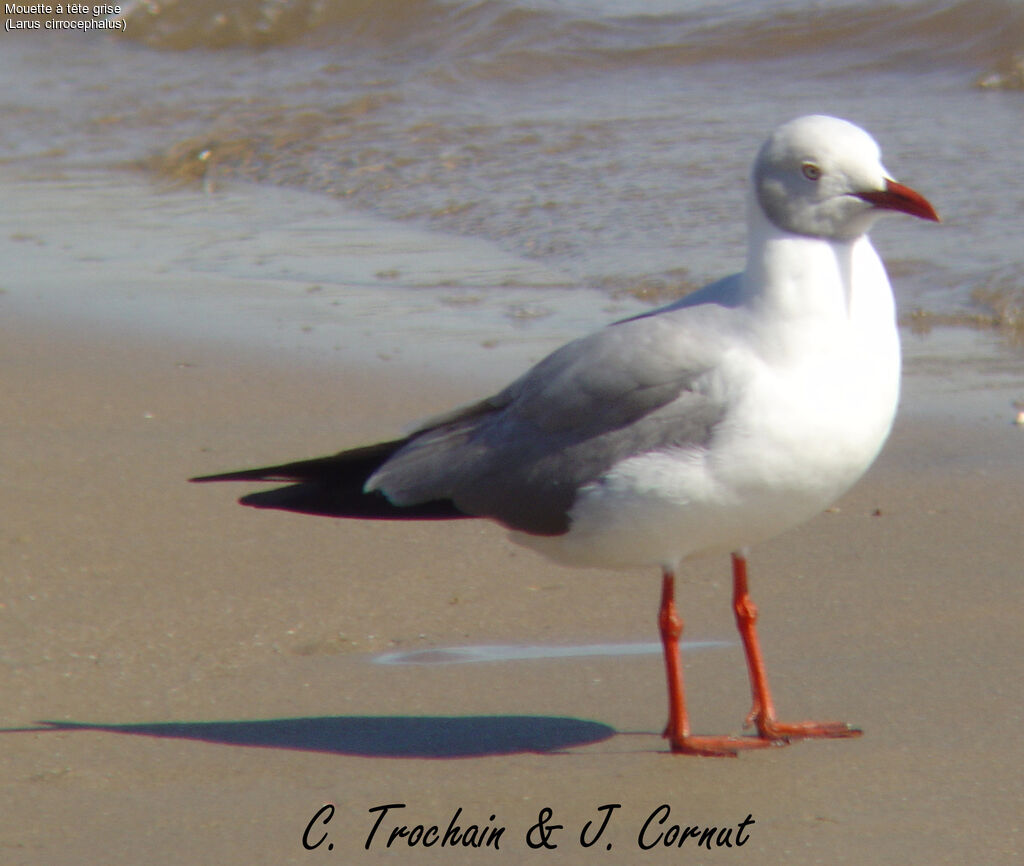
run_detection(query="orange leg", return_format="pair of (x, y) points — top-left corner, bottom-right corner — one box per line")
(731, 552), (861, 742)
(659, 568), (775, 757)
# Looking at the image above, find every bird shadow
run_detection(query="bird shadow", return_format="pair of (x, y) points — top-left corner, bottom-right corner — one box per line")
(8, 714), (617, 759)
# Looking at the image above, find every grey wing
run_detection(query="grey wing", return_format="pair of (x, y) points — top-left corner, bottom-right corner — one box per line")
(366, 310), (730, 536)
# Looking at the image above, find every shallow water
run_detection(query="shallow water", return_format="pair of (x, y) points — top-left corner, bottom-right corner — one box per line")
(2, 0), (1023, 342)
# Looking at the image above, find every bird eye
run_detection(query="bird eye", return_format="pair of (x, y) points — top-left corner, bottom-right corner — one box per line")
(801, 162), (822, 181)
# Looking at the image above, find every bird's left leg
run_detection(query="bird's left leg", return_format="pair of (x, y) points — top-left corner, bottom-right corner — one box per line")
(732, 552), (862, 742)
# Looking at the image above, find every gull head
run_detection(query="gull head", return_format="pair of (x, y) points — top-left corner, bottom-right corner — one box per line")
(753, 115), (939, 242)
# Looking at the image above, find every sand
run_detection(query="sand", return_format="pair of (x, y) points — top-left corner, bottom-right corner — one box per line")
(1, 303), (1021, 865)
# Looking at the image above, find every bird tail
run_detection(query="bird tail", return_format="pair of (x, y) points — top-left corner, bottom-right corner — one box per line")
(190, 439), (470, 521)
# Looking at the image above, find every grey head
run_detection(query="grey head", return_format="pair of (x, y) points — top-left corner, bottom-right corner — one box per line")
(753, 115), (939, 241)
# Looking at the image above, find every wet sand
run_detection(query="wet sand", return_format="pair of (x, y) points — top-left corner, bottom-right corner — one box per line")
(1, 302), (1021, 865)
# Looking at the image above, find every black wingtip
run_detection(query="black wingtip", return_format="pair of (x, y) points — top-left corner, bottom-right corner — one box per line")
(189, 439), (408, 486)
(190, 439), (471, 522)
(237, 483), (469, 520)
(190, 468), (280, 483)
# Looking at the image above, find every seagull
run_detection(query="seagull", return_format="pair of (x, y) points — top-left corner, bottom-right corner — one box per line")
(193, 115), (938, 756)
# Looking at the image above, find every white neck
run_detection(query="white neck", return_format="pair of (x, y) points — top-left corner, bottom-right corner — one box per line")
(740, 195), (886, 324)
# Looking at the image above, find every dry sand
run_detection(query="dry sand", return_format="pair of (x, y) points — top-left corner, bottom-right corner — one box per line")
(1, 307), (1021, 865)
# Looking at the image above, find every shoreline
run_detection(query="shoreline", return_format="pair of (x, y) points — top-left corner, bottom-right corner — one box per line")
(0, 165), (637, 388)
(3, 164), (1022, 411)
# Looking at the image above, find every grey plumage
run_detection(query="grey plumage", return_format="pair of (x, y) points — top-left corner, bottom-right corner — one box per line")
(366, 306), (730, 535)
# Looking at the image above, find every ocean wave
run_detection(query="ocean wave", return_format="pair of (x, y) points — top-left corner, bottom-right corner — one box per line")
(113, 0), (1023, 78)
